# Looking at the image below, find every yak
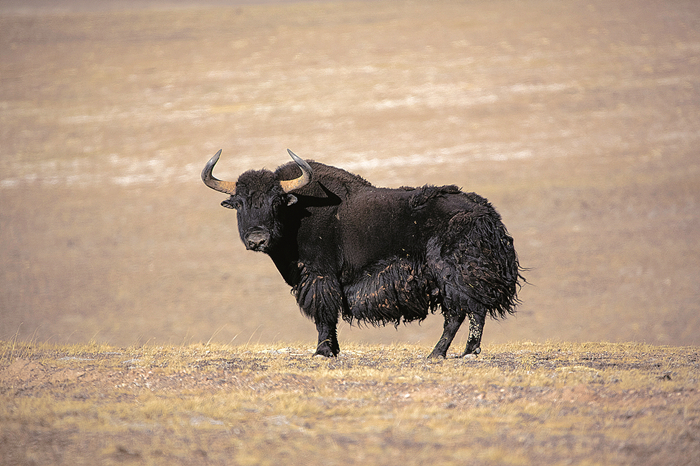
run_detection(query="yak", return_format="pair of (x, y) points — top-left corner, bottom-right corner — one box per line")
(202, 149), (524, 358)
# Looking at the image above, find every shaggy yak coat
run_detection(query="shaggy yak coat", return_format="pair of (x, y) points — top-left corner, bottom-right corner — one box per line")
(216, 157), (523, 358)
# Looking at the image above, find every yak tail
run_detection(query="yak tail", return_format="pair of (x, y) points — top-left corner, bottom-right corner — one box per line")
(448, 203), (525, 320)
(477, 215), (524, 320)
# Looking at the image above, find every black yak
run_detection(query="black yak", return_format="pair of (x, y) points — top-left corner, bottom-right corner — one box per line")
(202, 149), (523, 358)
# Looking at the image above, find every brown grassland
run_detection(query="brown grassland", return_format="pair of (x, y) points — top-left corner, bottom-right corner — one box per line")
(1, 340), (699, 465)
(2, 0), (699, 348)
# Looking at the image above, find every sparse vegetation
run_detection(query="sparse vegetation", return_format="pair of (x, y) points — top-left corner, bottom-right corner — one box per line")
(2, 341), (698, 465)
(2, 0), (700, 350)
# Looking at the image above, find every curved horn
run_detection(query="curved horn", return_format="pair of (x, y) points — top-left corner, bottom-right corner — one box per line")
(280, 149), (313, 193)
(201, 149), (237, 195)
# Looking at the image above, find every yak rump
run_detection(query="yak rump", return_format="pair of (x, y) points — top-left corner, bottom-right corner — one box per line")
(428, 191), (522, 320)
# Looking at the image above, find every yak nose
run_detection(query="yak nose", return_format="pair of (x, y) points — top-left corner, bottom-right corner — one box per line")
(244, 230), (270, 251)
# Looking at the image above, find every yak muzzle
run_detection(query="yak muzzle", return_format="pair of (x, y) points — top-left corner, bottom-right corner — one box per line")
(244, 230), (271, 252)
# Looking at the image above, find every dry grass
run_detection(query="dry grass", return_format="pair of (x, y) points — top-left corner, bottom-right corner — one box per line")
(1, 340), (698, 465)
(1, 0), (700, 349)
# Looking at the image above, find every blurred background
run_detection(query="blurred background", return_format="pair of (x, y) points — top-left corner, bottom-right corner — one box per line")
(1, 0), (698, 349)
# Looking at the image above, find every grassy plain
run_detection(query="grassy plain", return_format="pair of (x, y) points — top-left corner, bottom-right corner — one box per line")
(1, 340), (698, 465)
(1, 0), (699, 349)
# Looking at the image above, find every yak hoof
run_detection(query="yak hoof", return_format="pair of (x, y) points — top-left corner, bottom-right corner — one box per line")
(427, 352), (446, 360)
(313, 347), (337, 358)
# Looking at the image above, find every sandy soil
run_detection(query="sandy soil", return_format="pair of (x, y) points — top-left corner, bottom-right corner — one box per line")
(1, 0), (699, 349)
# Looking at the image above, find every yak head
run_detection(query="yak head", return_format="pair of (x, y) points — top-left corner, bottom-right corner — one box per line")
(201, 149), (312, 253)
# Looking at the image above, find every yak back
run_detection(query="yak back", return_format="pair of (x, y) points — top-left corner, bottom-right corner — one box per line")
(337, 184), (474, 274)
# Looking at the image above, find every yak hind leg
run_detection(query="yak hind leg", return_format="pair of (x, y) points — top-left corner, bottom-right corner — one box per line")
(314, 320), (339, 357)
(461, 311), (485, 357)
(428, 310), (466, 359)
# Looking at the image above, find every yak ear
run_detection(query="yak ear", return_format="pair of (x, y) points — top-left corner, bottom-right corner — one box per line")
(221, 199), (236, 209)
(286, 194), (298, 206)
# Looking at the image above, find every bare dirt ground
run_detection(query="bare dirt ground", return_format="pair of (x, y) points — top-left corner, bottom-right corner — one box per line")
(1, 0), (699, 351)
(1, 341), (699, 465)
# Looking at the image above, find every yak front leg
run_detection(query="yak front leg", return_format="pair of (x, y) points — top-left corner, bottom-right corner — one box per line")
(295, 267), (343, 357)
(461, 311), (485, 357)
(428, 310), (466, 359)
(315, 319), (340, 357)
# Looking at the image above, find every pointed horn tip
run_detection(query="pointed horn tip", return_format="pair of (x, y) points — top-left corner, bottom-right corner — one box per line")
(286, 149), (312, 172)
(203, 149), (223, 172)
(211, 149), (222, 163)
